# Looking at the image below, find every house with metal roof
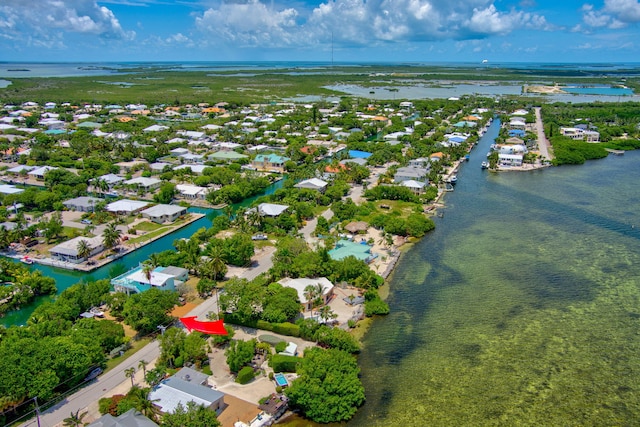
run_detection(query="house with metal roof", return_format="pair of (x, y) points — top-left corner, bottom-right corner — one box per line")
(149, 377), (225, 414)
(49, 235), (104, 263)
(141, 204), (187, 224)
(294, 178), (328, 192)
(394, 166), (429, 183)
(106, 199), (150, 215)
(111, 265), (183, 293)
(87, 408), (158, 427)
(63, 196), (102, 212)
(124, 177), (162, 191)
(252, 203), (289, 217)
(27, 165), (58, 180)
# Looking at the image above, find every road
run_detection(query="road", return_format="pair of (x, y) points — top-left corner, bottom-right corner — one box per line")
(534, 107), (553, 161)
(22, 248), (275, 427)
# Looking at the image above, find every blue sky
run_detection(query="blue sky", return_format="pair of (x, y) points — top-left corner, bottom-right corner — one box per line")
(1, 0), (639, 63)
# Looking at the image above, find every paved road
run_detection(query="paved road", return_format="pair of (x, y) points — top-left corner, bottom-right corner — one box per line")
(22, 248), (275, 427)
(534, 107), (553, 161)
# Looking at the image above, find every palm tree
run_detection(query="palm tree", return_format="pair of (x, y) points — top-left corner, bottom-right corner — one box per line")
(76, 239), (91, 262)
(63, 409), (87, 427)
(129, 386), (161, 422)
(125, 367), (136, 387)
(138, 360), (149, 379)
(141, 261), (154, 283)
(102, 223), (122, 253)
(303, 285), (319, 316)
(319, 305), (337, 324)
(201, 246), (227, 280)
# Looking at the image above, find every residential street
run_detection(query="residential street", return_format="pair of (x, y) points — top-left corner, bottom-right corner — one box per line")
(534, 107), (553, 161)
(21, 247), (275, 427)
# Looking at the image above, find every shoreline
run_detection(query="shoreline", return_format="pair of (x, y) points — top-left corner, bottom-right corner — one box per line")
(2, 213), (206, 272)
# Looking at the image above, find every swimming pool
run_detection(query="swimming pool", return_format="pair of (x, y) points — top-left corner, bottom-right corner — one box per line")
(274, 372), (288, 387)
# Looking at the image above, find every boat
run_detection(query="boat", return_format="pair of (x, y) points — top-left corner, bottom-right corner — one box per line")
(446, 175), (458, 184)
(481, 161), (489, 169)
(20, 256), (33, 265)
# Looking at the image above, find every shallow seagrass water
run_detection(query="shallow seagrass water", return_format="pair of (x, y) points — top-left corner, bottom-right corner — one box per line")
(348, 128), (640, 426)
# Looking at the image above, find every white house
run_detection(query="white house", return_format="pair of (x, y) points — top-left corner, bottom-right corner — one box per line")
(278, 277), (335, 311)
(49, 236), (104, 263)
(148, 377), (225, 415)
(141, 204), (187, 224)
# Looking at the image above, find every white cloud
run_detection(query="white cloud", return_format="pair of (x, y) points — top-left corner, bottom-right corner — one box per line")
(193, 0), (550, 48)
(195, 0), (299, 47)
(0, 0), (135, 48)
(579, 0), (640, 30)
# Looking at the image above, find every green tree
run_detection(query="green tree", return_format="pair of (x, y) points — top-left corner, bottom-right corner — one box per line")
(102, 223), (122, 252)
(43, 212), (63, 243)
(162, 401), (221, 427)
(154, 182), (177, 204)
(285, 347), (365, 423)
(121, 288), (179, 334)
(225, 339), (256, 373)
(76, 239), (91, 262)
(125, 367), (136, 387)
(63, 409), (88, 427)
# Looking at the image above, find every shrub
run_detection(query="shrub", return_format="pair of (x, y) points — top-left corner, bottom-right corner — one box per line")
(275, 341), (287, 353)
(269, 354), (299, 373)
(236, 366), (255, 384)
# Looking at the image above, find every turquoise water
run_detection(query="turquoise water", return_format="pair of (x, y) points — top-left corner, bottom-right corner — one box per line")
(0, 179), (284, 327)
(564, 86), (634, 95)
(347, 121), (640, 425)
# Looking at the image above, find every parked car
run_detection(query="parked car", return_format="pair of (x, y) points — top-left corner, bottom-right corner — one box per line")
(252, 233), (268, 241)
(81, 219), (92, 224)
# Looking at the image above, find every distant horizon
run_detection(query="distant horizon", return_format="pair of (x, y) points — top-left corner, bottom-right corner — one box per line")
(2, 60), (640, 65)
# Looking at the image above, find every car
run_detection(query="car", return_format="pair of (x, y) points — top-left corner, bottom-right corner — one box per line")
(84, 367), (103, 382)
(81, 219), (92, 224)
(252, 234), (268, 241)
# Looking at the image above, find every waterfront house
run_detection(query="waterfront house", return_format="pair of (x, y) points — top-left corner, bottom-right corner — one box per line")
(498, 153), (524, 166)
(176, 184), (209, 200)
(141, 204), (187, 224)
(148, 376), (225, 415)
(401, 179), (427, 194)
(106, 199), (150, 215)
(111, 265), (184, 293)
(278, 277), (335, 311)
(0, 184), (24, 196)
(251, 203), (289, 217)
(394, 166), (429, 183)
(173, 164), (206, 174)
(560, 127), (600, 142)
(252, 153), (290, 173)
(50, 235), (104, 263)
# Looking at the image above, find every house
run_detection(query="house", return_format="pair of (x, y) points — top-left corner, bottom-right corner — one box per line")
(141, 204), (187, 224)
(124, 177), (162, 192)
(294, 178), (328, 192)
(106, 199), (150, 215)
(208, 151), (248, 162)
(49, 236), (104, 263)
(401, 179), (427, 194)
(176, 184), (209, 200)
(251, 153), (290, 173)
(173, 164), (207, 174)
(148, 377), (225, 414)
(93, 174), (125, 188)
(86, 408), (159, 427)
(250, 203), (289, 217)
(508, 117), (526, 130)
(560, 127), (600, 142)
(174, 366), (209, 386)
(179, 153), (205, 164)
(394, 166), (429, 183)
(111, 265), (185, 293)
(430, 152), (444, 162)
(408, 157), (430, 168)
(27, 166), (58, 180)
(278, 277), (335, 311)
(63, 196), (102, 212)
(143, 124), (169, 132)
(498, 153), (523, 166)
(0, 184), (24, 195)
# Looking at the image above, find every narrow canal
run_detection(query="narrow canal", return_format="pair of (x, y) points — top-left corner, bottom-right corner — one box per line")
(0, 178), (285, 327)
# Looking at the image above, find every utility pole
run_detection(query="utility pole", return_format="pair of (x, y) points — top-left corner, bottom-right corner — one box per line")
(34, 397), (41, 427)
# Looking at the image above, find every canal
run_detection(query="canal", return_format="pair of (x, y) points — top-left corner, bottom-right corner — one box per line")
(0, 178), (285, 327)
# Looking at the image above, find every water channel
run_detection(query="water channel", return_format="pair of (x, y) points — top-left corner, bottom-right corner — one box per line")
(0, 179), (285, 327)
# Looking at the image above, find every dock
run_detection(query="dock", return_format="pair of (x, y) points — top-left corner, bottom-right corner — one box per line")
(605, 148), (625, 156)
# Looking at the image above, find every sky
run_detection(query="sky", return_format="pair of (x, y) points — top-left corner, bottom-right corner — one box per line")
(1, 0), (640, 63)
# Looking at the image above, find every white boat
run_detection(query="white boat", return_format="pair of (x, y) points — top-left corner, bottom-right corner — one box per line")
(20, 256), (33, 265)
(445, 175), (458, 184)
(481, 161), (489, 169)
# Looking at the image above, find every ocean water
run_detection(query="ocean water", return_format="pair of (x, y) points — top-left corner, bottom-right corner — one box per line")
(346, 121), (640, 426)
